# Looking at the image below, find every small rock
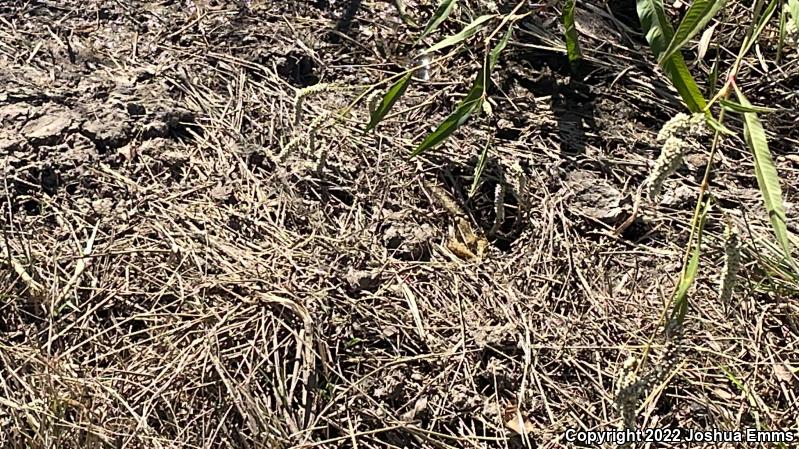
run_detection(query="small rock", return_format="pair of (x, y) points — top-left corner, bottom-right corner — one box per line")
(660, 184), (695, 208)
(0, 137), (22, 152)
(22, 113), (72, 141)
(0, 103), (32, 123)
(565, 170), (623, 222)
(82, 112), (131, 150)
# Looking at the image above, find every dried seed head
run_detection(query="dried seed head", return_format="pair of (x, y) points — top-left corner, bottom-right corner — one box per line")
(617, 357), (639, 392)
(649, 333), (682, 385)
(296, 82), (336, 99)
(719, 218), (741, 303)
(488, 182), (506, 237)
(280, 135), (303, 156)
(308, 110), (334, 132)
(646, 113), (707, 199)
(294, 83), (336, 125)
(647, 136), (687, 198)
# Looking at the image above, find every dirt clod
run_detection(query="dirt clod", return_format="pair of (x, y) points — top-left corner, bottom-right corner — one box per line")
(21, 111), (73, 142)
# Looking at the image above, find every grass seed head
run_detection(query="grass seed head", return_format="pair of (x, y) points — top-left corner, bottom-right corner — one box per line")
(294, 83), (336, 125)
(648, 113), (708, 198)
(615, 325), (683, 432)
(615, 356), (642, 430)
(296, 82), (336, 99)
(647, 136), (687, 198)
(656, 112), (708, 142)
(719, 218), (742, 303)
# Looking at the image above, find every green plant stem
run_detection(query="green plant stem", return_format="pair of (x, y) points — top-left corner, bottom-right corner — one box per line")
(680, 108), (726, 263)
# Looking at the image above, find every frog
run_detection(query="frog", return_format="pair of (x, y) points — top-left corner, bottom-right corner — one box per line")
(447, 216), (489, 261)
(422, 180), (489, 261)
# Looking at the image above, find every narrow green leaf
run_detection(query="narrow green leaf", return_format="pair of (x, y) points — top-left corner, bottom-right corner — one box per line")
(705, 115), (736, 136)
(720, 366), (745, 393)
(489, 26), (513, 68)
(365, 72), (413, 132)
(707, 48), (720, 98)
(719, 99), (779, 114)
(469, 139), (490, 197)
(410, 86), (482, 157)
(658, 0), (727, 65)
(669, 199), (710, 327)
(741, 0), (779, 57)
(412, 24), (511, 157)
(422, 14), (496, 54)
(562, 0), (583, 68)
(784, 0), (799, 61)
(412, 59), (486, 156)
(736, 88), (794, 263)
(637, 0), (707, 112)
(417, 0), (458, 43)
(661, 56), (707, 112)
(720, 366), (761, 429)
(637, 0), (675, 57)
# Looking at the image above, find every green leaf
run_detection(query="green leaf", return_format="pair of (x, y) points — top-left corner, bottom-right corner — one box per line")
(637, 0), (675, 57)
(707, 49), (720, 97)
(469, 139), (490, 197)
(661, 56), (707, 113)
(719, 99), (779, 114)
(412, 24), (513, 157)
(637, 0), (707, 112)
(410, 80), (483, 156)
(741, 0), (779, 57)
(417, 0), (458, 43)
(668, 199), (710, 327)
(365, 72), (413, 132)
(422, 14), (496, 54)
(658, 0), (727, 65)
(489, 26), (513, 68)
(705, 115), (736, 136)
(562, 0), (583, 68)
(736, 88), (795, 263)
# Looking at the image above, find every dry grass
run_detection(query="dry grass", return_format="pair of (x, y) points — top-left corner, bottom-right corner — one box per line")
(1, 0), (798, 448)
